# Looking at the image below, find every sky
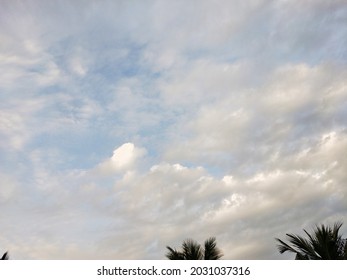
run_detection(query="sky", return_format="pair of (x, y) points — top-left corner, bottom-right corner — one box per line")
(0, 0), (347, 260)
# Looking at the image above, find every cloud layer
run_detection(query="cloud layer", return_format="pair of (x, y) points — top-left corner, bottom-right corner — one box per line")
(0, 0), (346, 259)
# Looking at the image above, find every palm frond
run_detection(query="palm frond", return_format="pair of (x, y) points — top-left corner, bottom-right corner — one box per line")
(286, 233), (319, 259)
(1, 252), (9, 260)
(182, 239), (203, 260)
(276, 222), (346, 260)
(203, 237), (223, 260)
(166, 237), (223, 260)
(165, 246), (184, 260)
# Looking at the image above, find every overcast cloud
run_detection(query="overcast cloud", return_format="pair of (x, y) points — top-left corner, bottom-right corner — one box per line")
(0, 0), (347, 259)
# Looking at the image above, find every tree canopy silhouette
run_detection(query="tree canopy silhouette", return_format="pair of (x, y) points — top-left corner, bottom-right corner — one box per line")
(276, 222), (347, 260)
(166, 237), (223, 260)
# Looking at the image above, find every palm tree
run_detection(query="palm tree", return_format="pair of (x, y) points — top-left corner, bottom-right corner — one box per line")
(1, 251), (9, 260)
(166, 237), (223, 260)
(276, 222), (347, 260)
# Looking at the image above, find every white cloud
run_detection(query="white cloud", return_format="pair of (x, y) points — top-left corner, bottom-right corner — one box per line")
(0, 173), (17, 202)
(69, 57), (87, 77)
(157, 60), (251, 107)
(0, 96), (51, 150)
(97, 143), (146, 174)
(36, 61), (62, 86)
(162, 62), (347, 171)
(2, 129), (347, 259)
(68, 47), (91, 77)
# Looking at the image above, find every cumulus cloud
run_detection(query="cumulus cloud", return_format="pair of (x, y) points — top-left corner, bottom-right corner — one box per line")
(97, 143), (146, 174)
(163, 62), (347, 171)
(2, 132), (347, 259)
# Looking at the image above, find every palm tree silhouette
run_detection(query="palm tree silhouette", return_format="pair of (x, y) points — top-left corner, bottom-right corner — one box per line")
(276, 222), (347, 259)
(1, 251), (9, 260)
(166, 237), (223, 260)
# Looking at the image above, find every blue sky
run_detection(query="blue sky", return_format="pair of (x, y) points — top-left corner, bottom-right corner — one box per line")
(1, 0), (347, 259)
